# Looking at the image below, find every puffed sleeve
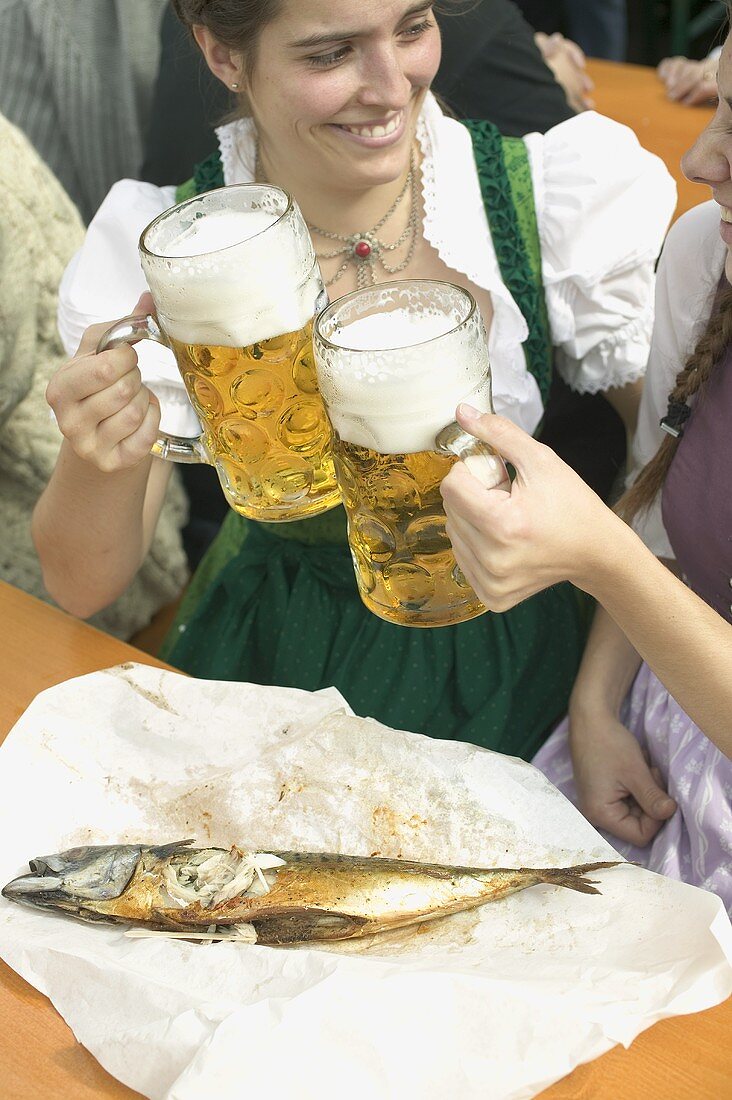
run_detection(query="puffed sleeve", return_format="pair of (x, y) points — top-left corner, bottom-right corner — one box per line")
(57, 179), (201, 437)
(524, 112), (677, 394)
(628, 200), (724, 557)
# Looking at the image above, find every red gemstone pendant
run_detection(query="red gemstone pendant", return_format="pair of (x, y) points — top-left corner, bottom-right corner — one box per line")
(354, 239), (372, 259)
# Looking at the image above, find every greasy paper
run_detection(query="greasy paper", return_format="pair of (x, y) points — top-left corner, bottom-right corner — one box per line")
(0, 664), (729, 1100)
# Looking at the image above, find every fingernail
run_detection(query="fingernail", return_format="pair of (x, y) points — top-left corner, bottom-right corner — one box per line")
(457, 403), (480, 422)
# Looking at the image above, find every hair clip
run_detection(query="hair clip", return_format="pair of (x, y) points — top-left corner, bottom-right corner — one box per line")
(660, 398), (691, 439)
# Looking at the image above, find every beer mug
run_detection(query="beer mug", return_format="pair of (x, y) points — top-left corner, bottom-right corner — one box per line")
(98, 184), (341, 522)
(313, 280), (509, 628)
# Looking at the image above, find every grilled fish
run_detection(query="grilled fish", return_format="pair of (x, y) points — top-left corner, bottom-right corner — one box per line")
(2, 840), (621, 945)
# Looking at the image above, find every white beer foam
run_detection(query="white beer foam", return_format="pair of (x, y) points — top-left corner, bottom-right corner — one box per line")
(317, 309), (493, 454)
(143, 208), (319, 348)
(163, 209), (276, 257)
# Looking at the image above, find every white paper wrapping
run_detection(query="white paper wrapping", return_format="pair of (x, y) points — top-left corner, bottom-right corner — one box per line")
(0, 664), (729, 1100)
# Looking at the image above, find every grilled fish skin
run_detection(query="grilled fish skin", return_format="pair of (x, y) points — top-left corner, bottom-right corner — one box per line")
(2, 841), (622, 945)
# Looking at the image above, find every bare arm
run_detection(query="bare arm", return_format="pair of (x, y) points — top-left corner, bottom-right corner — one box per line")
(441, 407), (732, 758)
(565, 601), (677, 845)
(583, 534), (732, 755)
(32, 307), (170, 619)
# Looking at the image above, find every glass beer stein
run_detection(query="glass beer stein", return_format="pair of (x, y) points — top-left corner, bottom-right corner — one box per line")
(98, 184), (341, 522)
(313, 280), (509, 628)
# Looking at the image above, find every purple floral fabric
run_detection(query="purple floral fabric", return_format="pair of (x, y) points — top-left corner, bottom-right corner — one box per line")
(534, 663), (732, 913)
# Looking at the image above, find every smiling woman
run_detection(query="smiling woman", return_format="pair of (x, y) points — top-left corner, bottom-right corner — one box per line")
(190, 0), (443, 246)
(35, 0), (676, 759)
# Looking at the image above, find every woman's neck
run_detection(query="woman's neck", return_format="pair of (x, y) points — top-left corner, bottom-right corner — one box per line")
(257, 143), (417, 238)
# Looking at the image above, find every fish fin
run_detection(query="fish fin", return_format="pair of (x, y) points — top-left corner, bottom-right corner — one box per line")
(149, 839), (196, 859)
(253, 908), (369, 946)
(529, 861), (623, 895)
(150, 908), (199, 932)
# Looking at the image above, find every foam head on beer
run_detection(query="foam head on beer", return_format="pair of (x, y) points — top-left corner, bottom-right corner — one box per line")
(314, 285), (494, 455)
(140, 185), (321, 349)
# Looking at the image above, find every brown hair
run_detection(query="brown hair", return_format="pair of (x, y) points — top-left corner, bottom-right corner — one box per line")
(616, 2), (730, 523)
(172, 1), (469, 78)
(171, 1), (282, 79)
(618, 0), (732, 524)
(617, 284), (732, 523)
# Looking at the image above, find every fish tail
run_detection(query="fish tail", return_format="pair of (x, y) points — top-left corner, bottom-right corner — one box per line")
(530, 861), (623, 895)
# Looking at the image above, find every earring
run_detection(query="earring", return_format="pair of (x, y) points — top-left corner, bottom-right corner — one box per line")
(230, 82), (240, 90)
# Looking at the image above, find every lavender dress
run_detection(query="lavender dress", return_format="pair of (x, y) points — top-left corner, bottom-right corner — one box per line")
(534, 350), (732, 913)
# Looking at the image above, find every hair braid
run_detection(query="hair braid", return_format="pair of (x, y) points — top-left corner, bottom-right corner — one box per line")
(617, 284), (732, 524)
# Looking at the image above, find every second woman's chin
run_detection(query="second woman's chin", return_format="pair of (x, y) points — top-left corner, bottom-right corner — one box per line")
(726, 250), (732, 286)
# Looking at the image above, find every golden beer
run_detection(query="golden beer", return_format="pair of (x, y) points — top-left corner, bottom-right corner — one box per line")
(169, 321), (339, 521)
(97, 182), (343, 521)
(334, 436), (484, 626)
(314, 280), (508, 627)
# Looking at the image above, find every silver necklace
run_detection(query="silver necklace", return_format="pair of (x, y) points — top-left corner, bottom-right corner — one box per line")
(256, 148), (418, 289)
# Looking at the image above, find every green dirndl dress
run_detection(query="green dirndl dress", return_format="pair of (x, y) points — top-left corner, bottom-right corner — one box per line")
(161, 121), (587, 762)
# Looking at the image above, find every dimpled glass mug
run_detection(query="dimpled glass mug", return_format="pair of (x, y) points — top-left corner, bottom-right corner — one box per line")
(98, 183), (341, 522)
(313, 280), (510, 627)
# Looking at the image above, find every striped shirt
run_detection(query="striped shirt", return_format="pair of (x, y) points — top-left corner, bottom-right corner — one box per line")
(0, 0), (166, 222)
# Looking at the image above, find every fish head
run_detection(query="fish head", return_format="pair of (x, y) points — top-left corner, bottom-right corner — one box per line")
(2, 839), (194, 916)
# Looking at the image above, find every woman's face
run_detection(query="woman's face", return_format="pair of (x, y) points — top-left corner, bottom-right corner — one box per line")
(682, 31), (732, 281)
(245, 0), (441, 191)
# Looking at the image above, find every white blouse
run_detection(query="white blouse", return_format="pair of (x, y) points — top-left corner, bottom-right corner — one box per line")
(58, 93), (676, 438)
(630, 199), (726, 559)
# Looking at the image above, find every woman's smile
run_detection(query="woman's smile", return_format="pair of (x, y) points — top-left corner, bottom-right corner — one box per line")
(327, 108), (408, 148)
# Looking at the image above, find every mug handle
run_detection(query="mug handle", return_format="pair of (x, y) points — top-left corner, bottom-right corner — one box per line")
(96, 314), (211, 465)
(435, 421), (510, 490)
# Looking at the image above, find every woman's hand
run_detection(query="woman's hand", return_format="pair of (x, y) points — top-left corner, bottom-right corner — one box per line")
(535, 31), (595, 112)
(440, 405), (629, 609)
(657, 55), (719, 105)
(568, 704), (677, 846)
(46, 294), (161, 474)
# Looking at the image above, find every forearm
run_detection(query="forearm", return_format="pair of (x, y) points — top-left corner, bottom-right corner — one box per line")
(569, 601), (642, 721)
(581, 521), (732, 755)
(32, 441), (156, 618)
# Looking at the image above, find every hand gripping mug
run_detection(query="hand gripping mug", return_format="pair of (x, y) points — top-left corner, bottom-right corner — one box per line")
(97, 184), (341, 522)
(313, 280), (510, 627)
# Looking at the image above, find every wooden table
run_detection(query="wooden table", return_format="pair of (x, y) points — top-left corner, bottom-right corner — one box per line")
(1, 579), (730, 1099)
(586, 58), (715, 221)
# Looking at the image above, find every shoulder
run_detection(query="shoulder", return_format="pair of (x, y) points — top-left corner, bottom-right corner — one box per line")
(652, 201), (724, 363)
(88, 179), (178, 236)
(523, 112), (676, 276)
(525, 111), (676, 197)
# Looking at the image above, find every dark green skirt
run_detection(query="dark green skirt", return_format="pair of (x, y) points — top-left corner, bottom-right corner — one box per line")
(161, 509), (588, 761)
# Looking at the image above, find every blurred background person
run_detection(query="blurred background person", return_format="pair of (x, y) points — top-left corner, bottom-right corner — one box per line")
(0, 110), (188, 638)
(658, 47), (721, 104)
(514, 1), (628, 61)
(533, 29), (594, 112)
(0, 0), (167, 222)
